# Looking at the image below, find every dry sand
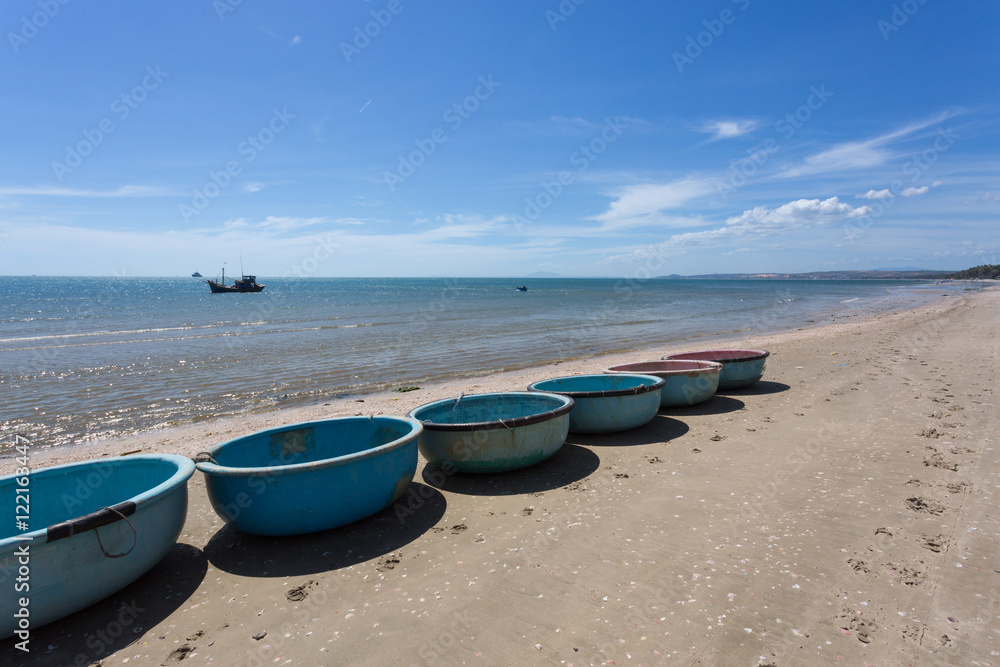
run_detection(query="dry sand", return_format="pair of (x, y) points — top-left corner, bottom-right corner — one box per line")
(4, 285), (999, 666)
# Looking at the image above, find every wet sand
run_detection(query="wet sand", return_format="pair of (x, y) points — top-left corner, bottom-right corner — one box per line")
(4, 285), (999, 666)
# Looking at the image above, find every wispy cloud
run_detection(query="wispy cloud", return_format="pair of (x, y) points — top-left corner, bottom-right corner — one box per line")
(901, 185), (929, 197)
(592, 176), (717, 229)
(0, 185), (173, 198)
(968, 191), (1000, 203)
(512, 115), (650, 136)
(289, 35), (301, 46)
(779, 112), (958, 178)
(699, 119), (758, 141)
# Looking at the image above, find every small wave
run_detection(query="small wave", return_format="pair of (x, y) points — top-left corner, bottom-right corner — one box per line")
(0, 325), (198, 344)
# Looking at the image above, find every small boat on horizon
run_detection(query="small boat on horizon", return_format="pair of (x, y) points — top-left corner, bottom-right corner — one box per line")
(191, 271), (202, 277)
(205, 268), (265, 293)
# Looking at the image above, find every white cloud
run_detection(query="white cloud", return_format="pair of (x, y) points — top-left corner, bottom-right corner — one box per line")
(0, 214), (527, 276)
(592, 176), (717, 229)
(243, 182), (264, 193)
(857, 181), (937, 200)
(289, 35), (301, 46)
(0, 185), (172, 198)
(856, 189), (893, 200)
(613, 196), (871, 262)
(699, 119), (758, 141)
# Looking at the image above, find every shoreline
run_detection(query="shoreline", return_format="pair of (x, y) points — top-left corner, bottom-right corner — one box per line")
(1, 278), (964, 459)
(1, 283), (980, 472)
(4, 284), (999, 665)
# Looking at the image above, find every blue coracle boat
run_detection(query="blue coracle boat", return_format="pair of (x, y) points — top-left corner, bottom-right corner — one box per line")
(0, 454), (194, 640)
(527, 374), (664, 433)
(605, 360), (722, 407)
(408, 392), (573, 473)
(196, 416), (422, 536)
(664, 349), (770, 390)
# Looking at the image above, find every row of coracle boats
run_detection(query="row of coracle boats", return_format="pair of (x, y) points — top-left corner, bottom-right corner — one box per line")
(0, 348), (768, 641)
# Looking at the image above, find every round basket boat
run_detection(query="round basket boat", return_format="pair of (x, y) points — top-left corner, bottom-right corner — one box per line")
(0, 454), (194, 640)
(196, 416), (422, 536)
(527, 374), (664, 433)
(662, 349), (770, 390)
(408, 392), (574, 473)
(604, 360), (722, 408)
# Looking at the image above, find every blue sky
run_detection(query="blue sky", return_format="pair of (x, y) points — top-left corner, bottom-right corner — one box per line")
(0, 0), (997, 277)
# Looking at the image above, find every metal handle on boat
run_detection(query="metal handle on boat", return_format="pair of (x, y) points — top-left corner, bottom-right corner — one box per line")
(46, 501), (139, 558)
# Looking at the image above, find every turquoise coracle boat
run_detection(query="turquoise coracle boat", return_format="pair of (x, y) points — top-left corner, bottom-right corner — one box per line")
(0, 454), (194, 640)
(604, 360), (722, 407)
(196, 416), (422, 536)
(408, 392), (573, 473)
(663, 349), (770, 390)
(527, 374), (664, 433)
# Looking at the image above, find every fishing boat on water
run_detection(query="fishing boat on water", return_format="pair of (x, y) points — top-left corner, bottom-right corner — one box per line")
(205, 268), (265, 293)
(191, 271), (202, 277)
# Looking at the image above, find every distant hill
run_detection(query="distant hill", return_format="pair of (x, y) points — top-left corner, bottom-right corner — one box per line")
(656, 270), (954, 280)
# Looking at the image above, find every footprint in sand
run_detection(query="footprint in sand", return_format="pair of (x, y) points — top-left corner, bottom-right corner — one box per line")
(919, 427), (945, 439)
(376, 556), (400, 572)
(847, 557), (875, 581)
(450, 523), (468, 534)
(286, 579), (317, 601)
(918, 534), (949, 553)
(887, 562), (927, 586)
(923, 448), (959, 471)
(905, 496), (945, 515)
(164, 645), (194, 663)
(837, 607), (877, 644)
(945, 482), (969, 494)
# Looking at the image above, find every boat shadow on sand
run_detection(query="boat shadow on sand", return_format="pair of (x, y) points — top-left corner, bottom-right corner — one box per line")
(0, 542), (207, 667)
(663, 395), (746, 417)
(423, 443), (600, 497)
(717, 380), (791, 396)
(568, 415), (689, 448)
(203, 482), (446, 578)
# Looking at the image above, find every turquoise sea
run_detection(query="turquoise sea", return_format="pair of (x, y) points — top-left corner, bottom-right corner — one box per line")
(0, 276), (963, 454)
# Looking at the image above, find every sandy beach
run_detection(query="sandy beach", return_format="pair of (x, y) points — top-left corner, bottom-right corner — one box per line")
(4, 285), (999, 666)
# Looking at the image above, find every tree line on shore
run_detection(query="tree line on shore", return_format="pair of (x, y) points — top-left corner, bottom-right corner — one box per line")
(949, 264), (1000, 279)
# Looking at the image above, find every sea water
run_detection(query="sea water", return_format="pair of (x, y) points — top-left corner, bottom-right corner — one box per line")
(0, 276), (965, 453)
